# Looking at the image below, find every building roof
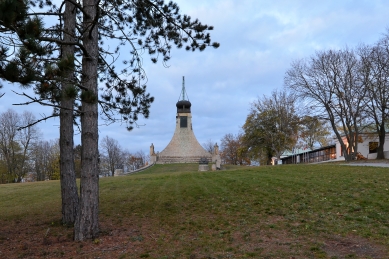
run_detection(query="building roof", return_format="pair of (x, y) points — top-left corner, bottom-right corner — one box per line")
(281, 144), (336, 160)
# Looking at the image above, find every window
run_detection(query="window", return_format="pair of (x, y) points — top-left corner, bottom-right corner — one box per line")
(369, 142), (378, 153)
(180, 116), (187, 128)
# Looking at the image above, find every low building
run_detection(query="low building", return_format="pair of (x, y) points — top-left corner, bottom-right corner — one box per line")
(281, 133), (389, 164)
(281, 145), (336, 164)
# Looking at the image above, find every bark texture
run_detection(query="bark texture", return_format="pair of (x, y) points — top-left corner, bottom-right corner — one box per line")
(74, 0), (99, 240)
(60, 0), (79, 225)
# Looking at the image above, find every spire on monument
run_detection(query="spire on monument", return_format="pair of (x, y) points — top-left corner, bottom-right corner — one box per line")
(179, 76), (189, 101)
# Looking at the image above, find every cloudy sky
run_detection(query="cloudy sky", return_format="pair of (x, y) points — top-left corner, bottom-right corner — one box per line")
(1, 0), (389, 154)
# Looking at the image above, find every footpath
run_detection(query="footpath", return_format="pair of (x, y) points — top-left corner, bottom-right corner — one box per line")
(342, 160), (389, 168)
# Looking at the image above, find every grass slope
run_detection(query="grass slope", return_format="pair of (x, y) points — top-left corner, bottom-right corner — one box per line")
(0, 164), (388, 258)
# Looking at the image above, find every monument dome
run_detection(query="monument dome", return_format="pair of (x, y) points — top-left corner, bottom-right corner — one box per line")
(176, 100), (191, 113)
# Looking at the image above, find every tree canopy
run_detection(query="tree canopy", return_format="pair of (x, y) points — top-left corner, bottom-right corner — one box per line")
(242, 90), (299, 164)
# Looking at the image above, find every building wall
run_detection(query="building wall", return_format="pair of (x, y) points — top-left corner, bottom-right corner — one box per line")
(335, 134), (389, 159)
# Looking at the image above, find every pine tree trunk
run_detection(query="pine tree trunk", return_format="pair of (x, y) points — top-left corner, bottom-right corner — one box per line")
(60, 0), (79, 226)
(74, 0), (99, 240)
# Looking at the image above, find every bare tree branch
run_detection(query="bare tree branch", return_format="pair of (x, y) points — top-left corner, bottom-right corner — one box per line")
(17, 114), (58, 130)
(12, 91), (79, 112)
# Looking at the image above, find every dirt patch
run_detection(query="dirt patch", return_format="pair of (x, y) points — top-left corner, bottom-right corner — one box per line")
(1, 218), (388, 258)
(323, 235), (388, 259)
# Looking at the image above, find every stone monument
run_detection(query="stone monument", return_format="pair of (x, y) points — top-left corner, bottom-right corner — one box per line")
(150, 77), (212, 164)
(198, 157), (209, 171)
(212, 143), (221, 170)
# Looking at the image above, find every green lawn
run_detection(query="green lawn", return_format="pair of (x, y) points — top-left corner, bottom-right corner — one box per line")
(0, 163), (388, 258)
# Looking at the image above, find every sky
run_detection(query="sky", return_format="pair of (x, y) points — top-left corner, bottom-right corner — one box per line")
(1, 0), (389, 154)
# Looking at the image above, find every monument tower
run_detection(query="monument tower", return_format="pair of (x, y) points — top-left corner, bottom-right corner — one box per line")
(150, 77), (213, 164)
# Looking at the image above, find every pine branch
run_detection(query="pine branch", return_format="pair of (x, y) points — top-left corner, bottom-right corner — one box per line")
(142, 0), (205, 45)
(39, 37), (89, 56)
(26, 12), (62, 16)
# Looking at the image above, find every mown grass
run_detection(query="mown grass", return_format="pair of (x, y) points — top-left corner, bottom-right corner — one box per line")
(1, 163), (388, 258)
(0, 180), (61, 221)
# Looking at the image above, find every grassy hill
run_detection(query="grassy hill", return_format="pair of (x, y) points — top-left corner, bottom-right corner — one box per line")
(0, 163), (388, 258)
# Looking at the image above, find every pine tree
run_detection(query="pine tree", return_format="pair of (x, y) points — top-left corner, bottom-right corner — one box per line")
(0, 0), (219, 240)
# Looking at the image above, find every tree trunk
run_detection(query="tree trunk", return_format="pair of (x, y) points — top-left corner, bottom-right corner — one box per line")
(343, 145), (354, 161)
(60, 0), (79, 226)
(74, 0), (99, 240)
(376, 122), (386, 159)
(328, 110), (355, 162)
(350, 131), (359, 161)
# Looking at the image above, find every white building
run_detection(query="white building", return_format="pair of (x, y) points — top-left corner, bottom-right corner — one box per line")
(334, 133), (389, 160)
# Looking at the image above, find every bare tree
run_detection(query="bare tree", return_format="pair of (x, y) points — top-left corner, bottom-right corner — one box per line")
(0, 109), (20, 182)
(220, 134), (238, 165)
(0, 109), (38, 182)
(31, 140), (51, 181)
(135, 150), (148, 168)
(220, 133), (249, 165)
(46, 140), (60, 180)
(17, 111), (39, 181)
(100, 136), (124, 176)
(359, 40), (389, 159)
(0, 153), (8, 184)
(31, 139), (60, 181)
(202, 139), (215, 154)
(285, 49), (367, 161)
(124, 150), (147, 171)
